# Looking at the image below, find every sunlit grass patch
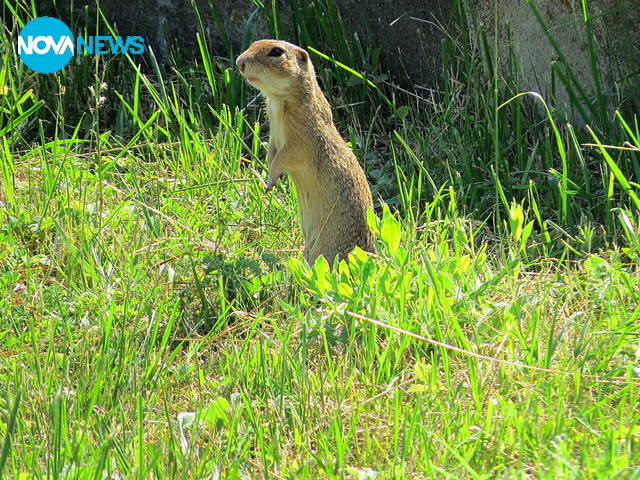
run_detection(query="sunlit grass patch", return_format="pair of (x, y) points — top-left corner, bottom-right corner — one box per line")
(1, 0), (640, 478)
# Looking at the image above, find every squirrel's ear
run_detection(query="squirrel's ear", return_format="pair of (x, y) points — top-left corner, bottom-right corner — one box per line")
(297, 48), (309, 68)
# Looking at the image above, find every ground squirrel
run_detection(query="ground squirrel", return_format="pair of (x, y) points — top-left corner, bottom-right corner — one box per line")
(236, 39), (375, 264)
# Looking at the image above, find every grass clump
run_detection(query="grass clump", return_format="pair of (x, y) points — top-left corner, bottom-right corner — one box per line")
(2, 0), (640, 479)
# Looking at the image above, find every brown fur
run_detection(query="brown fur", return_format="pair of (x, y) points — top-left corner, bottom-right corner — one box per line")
(236, 39), (375, 264)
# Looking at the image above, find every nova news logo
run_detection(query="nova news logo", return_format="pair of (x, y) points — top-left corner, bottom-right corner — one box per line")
(18, 17), (145, 74)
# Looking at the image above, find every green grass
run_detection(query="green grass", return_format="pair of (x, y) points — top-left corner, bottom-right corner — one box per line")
(2, 1), (640, 478)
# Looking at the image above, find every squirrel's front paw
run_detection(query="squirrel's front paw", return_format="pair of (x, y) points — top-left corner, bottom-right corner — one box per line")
(266, 171), (283, 192)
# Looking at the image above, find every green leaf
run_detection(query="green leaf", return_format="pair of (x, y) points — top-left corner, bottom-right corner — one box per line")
(395, 105), (411, 119)
(380, 210), (401, 256)
(414, 360), (430, 383)
(312, 254), (330, 294)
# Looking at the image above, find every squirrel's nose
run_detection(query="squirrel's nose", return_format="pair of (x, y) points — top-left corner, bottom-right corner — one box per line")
(236, 57), (245, 72)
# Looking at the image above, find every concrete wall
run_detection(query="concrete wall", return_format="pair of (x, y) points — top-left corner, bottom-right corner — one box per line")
(474, 0), (640, 110)
(35, 0), (640, 108)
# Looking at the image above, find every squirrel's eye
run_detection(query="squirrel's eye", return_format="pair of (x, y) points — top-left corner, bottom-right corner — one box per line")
(267, 47), (284, 57)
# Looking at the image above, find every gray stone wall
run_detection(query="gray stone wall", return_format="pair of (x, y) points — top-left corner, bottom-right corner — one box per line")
(474, 0), (640, 109)
(35, 0), (640, 105)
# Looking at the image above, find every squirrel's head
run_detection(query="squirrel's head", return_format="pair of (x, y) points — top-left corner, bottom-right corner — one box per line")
(236, 40), (314, 98)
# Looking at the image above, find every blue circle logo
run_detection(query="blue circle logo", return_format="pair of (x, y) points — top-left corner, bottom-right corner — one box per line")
(18, 17), (74, 74)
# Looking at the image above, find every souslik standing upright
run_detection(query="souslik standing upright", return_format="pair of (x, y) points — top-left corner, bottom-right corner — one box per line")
(236, 39), (375, 265)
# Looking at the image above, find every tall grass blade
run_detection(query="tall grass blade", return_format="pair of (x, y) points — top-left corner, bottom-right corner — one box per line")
(0, 391), (20, 475)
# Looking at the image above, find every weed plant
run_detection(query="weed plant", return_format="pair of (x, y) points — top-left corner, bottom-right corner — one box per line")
(1, 0), (639, 478)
